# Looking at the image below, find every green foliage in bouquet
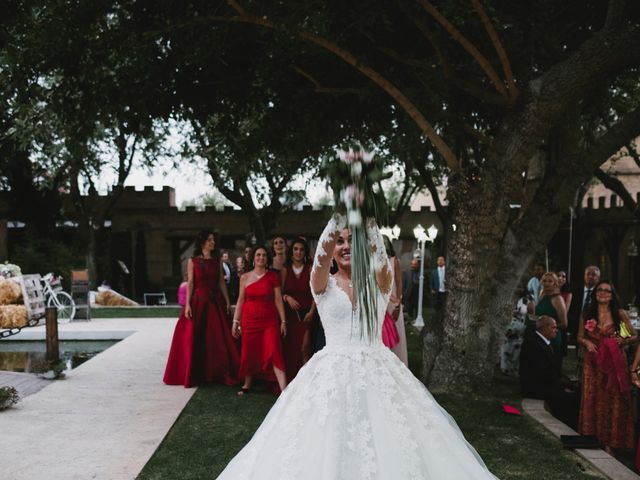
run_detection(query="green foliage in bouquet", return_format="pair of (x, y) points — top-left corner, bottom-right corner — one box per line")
(321, 145), (392, 342)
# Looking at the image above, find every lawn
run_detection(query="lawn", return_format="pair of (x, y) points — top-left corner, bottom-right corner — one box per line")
(138, 323), (606, 480)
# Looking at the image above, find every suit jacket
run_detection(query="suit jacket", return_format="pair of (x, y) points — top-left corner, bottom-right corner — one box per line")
(403, 269), (419, 303)
(519, 333), (562, 400)
(430, 268), (445, 293)
(567, 285), (594, 337)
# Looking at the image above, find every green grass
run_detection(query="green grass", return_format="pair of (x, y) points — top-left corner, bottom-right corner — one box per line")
(90, 306), (182, 318)
(138, 321), (606, 480)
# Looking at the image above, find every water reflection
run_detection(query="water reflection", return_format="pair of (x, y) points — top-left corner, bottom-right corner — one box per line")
(0, 340), (118, 373)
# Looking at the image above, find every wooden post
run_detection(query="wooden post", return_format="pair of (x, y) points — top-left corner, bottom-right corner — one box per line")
(45, 307), (59, 362)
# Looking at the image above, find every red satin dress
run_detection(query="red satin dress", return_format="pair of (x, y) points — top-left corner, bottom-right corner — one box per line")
(282, 264), (313, 380)
(163, 256), (239, 387)
(239, 270), (285, 380)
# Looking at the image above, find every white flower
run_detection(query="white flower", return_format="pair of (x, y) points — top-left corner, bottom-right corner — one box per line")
(337, 148), (357, 164)
(362, 151), (374, 164)
(348, 210), (362, 226)
(340, 188), (353, 205)
(351, 161), (362, 176)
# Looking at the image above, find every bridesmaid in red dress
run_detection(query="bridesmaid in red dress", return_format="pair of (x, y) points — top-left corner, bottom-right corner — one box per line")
(281, 238), (316, 381)
(163, 230), (239, 387)
(232, 246), (288, 395)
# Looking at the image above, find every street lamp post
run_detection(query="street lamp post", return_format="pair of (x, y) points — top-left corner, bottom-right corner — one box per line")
(412, 224), (438, 328)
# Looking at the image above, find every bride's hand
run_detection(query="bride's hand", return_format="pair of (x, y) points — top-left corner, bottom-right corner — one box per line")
(280, 321), (287, 337)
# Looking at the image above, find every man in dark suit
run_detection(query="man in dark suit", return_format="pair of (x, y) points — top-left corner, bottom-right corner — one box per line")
(403, 258), (420, 319)
(567, 265), (600, 344)
(430, 256), (446, 311)
(519, 315), (579, 430)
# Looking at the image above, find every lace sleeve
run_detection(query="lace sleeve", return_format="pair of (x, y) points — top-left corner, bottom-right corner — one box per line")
(310, 213), (346, 295)
(366, 220), (392, 294)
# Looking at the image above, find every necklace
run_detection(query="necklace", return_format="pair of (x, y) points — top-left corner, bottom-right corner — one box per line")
(254, 270), (266, 280)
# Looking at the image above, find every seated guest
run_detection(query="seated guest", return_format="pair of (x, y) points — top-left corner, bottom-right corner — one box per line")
(519, 315), (579, 430)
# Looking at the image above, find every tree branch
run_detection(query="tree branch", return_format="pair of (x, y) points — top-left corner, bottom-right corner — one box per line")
(583, 107), (640, 170)
(207, 2), (460, 170)
(493, 24), (640, 174)
(415, 161), (449, 226)
(415, 0), (509, 99)
(406, 10), (452, 77)
(376, 45), (428, 69)
(469, 0), (518, 104)
(593, 167), (638, 214)
(291, 66), (369, 95)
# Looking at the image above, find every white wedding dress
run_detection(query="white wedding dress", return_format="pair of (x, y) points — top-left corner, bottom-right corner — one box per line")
(217, 273), (499, 479)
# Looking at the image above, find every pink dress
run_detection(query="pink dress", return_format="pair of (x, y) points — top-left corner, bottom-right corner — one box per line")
(381, 312), (400, 348)
(178, 282), (188, 306)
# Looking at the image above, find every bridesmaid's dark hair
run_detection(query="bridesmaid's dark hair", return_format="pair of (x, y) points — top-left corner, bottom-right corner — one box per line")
(251, 245), (272, 270)
(286, 237), (310, 266)
(193, 230), (215, 257)
(582, 280), (623, 332)
(270, 235), (287, 255)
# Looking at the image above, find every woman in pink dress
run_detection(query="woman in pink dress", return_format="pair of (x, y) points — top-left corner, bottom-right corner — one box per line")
(177, 272), (188, 307)
(232, 246), (288, 395)
(281, 238), (316, 381)
(163, 231), (239, 387)
(381, 236), (400, 351)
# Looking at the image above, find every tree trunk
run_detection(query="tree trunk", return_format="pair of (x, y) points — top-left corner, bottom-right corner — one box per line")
(86, 226), (98, 290)
(422, 168), (513, 390)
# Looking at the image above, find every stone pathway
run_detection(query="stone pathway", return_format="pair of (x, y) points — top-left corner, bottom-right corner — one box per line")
(0, 317), (195, 480)
(522, 398), (640, 480)
(0, 371), (50, 398)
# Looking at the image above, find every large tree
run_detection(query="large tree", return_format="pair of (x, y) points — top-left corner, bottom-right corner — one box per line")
(187, 0), (640, 390)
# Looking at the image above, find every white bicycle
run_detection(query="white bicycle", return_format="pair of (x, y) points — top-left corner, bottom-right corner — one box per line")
(42, 273), (76, 323)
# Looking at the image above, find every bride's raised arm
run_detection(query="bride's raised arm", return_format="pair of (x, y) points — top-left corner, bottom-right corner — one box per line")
(310, 213), (346, 295)
(367, 219), (392, 294)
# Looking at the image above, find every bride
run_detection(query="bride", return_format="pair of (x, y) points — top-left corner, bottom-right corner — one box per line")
(217, 214), (499, 479)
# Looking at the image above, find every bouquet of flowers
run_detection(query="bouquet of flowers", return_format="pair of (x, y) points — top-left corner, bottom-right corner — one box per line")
(321, 144), (391, 340)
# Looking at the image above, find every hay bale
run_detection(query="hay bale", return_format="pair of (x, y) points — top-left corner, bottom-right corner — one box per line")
(0, 278), (22, 305)
(95, 289), (138, 306)
(0, 304), (28, 328)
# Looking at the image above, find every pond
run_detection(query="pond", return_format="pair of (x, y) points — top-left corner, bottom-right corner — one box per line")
(0, 340), (119, 373)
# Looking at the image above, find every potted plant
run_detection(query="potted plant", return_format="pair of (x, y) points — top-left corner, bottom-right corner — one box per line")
(0, 386), (19, 410)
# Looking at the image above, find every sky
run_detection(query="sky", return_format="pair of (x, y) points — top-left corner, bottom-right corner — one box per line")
(119, 156), (330, 209)
(123, 158), (214, 207)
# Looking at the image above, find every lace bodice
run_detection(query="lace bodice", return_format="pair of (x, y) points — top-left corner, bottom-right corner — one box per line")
(313, 275), (389, 347)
